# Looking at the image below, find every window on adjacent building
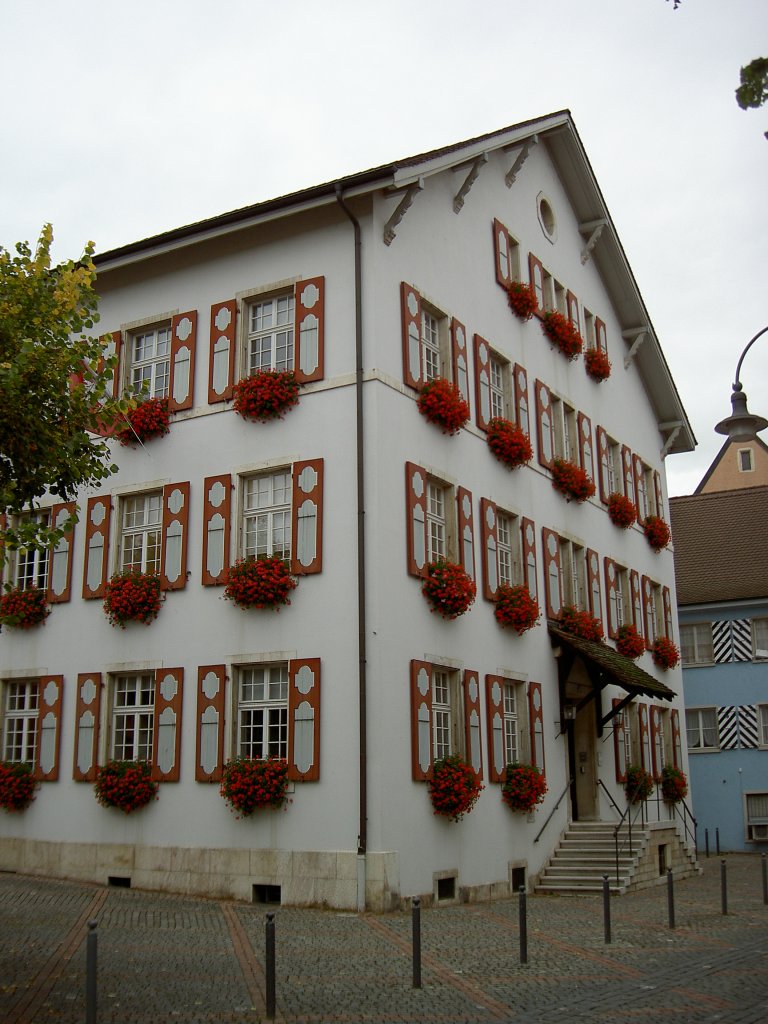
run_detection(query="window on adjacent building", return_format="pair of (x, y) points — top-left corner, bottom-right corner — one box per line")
(111, 673), (155, 761)
(680, 623), (715, 665)
(129, 324), (171, 398)
(738, 447), (754, 473)
(1, 680), (39, 764)
(242, 470), (292, 563)
(745, 793), (768, 841)
(758, 705), (768, 747)
(753, 619), (768, 660)
(237, 664), (289, 760)
(11, 511), (50, 591)
(120, 492), (163, 573)
(686, 707), (718, 751)
(244, 293), (295, 375)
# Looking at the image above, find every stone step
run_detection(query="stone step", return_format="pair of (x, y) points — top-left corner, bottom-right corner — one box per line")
(535, 882), (625, 895)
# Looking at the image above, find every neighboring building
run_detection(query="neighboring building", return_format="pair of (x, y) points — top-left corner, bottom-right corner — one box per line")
(0, 111), (697, 909)
(694, 437), (768, 494)
(670, 484), (768, 852)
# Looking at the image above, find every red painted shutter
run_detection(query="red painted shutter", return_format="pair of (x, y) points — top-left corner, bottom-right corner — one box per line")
(208, 299), (237, 403)
(632, 455), (645, 517)
(578, 412), (594, 481)
(493, 219), (513, 288)
(638, 704), (650, 769)
(630, 571), (643, 636)
(288, 658), (321, 782)
(595, 317), (607, 354)
(513, 363), (530, 437)
(73, 673), (101, 782)
(528, 681), (545, 775)
(456, 486), (475, 581)
(202, 475), (232, 586)
(479, 498), (499, 601)
(34, 675), (63, 782)
(671, 709), (682, 769)
(596, 426), (610, 503)
(653, 470), (664, 519)
(649, 706), (662, 780)
(535, 380), (554, 469)
(47, 501), (76, 604)
(566, 290), (580, 333)
(401, 282), (424, 390)
(604, 558), (619, 639)
(621, 445), (634, 501)
(612, 698), (628, 783)
(196, 665), (226, 782)
(521, 517), (538, 602)
(528, 253), (545, 314)
(168, 310), (198, 412)
(160, 482), (190, 591)
(642, 575), (654, 649)
(294, 276), (324, 383)
(662, 586), (674, 639)
(92, 332), (123, 436)
(410, 660), (433, 781)
(473, 334), (492, 431)
(450, 318), (470, 408)
(463, 670), (483, 780)
(82, 495), (111, 599)
(152, 668), (183, 782)
(587, 549), (602, 625)
(291, 459), (323, 575)
(405, 462), (428, 579)
(485, 675), (506, 783)
(542, 527), (562, 619)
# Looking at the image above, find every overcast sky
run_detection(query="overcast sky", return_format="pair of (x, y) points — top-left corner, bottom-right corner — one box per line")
(2, 0), (766, 496)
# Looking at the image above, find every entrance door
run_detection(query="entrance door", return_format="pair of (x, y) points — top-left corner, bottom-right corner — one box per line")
(572, 702), (598, 820)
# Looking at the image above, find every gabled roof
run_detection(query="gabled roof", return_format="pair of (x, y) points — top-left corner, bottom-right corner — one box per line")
(694, 436), (768, 494)
(669, 486), (768, 606)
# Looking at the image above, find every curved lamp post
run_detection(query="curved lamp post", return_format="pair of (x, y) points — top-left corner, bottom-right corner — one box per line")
(714, 325), (768, 442)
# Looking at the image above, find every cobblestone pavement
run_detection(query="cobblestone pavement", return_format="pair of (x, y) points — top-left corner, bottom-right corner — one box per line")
(1, 854), (767, 1023)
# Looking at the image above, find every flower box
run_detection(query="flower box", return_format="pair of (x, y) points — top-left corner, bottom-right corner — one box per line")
(428, 755), (483, 821)
(0, 761), (37, 812)
(616, 624), (645, 660)
(661, 765), (688, 803)
(233, 370), (300, 422)
(541, 311), (583, 360)
(501, 763), (547, 813)
(607, 492), (637, 529)
(552, 458), (595, 503)
(94, 759), (158, 813)
(0, 586), (49, 630)
(486, 417), (533, 470)
(103, 571), (163, 628)
(224, 556), (297, 611)
(558, 604), (604, 643)
(652, 636), (680, 670)
(625, 764), (654, 803)
(417, 377), (470, 435)
(117, 397), (170, 447)
(643, 515), (671, 552)
(220, 756), (289, 817)
(494, 584), (540, 635)
(422, 561), (476, 619)
(584, 347), (612, 382)
(506, 280), (538, 321)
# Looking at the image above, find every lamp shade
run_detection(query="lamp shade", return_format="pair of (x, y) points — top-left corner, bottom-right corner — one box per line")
(714, 384), (768, 442)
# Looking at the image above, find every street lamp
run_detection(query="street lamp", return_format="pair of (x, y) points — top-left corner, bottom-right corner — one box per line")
(714, 325), (768, 442)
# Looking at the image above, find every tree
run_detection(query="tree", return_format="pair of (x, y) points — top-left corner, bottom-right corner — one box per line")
(0, 225), (130, 555)
(736, 57), (768, 137)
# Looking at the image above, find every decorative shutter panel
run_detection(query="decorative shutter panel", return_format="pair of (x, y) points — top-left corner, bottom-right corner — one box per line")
(662, 587), (674, 639)
(82, 495), (111, 599)
(737, 705), (759, 748)
(542, 528), (562, 620)
(168, 310), (198, 412)
(513, 363), (530, 437)
(596, 426), (610, 504)
(35, 675), (63, 782)
(196, 665), (226, 782)
(479, 498), (499, 601)
(405, 462), (428, 579)
(638, 704), (650, 769)
(649, 706), (662, 780)
(604, 559), (619, 639)
(47, 501), (76, 604)
(717, 706), (738, 749)
(521, 517), (538, 602)
(587, 549), (602, 625)
(160, 483), (190, 591)
(630, 570), (642, 631)
(294, 276), (325, 383)
(152, 668), (183, 782)
(463, 670), (483, 780)
(473, 334), (492, 431)
(632, 455), (645, 517)
(578, 412), (594, 481)
(450, 318), (470, 408)
(291, 458), (324, 575)
(202, 475), (231, 586)
(485, 675), (506, 784)
(400, 282), (424, 389)
(653, 470), (664, 519)
(73, 673), (101, 782)
(410, 660), (433, 781)
(670, 709), (682, 769)
(534, 380), (554, 469)
(528, 253), (545, 314)
(93, 332), (123, 435)
(566, 291), (580, 333)
(642, 576), (654, 650)
(595, 317), (607, 354)
(612, 699), (628, 783)
(288, 658), (321, 782)
(621, 445), (634, 501)
(208, 299), (237, 403)
(456, 487), (475, 581)
(493, 219), (513, 288)
(528, 681), (545, 775)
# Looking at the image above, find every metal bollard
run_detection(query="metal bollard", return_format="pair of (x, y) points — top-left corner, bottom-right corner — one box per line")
(716, 828), (721, 856)
(705, 828), (709, 859)
(265, 912), (276, 1020)
(762, 854), (767, 906)
(411, 897), (422, 989)
(518, 885), (528, 965)
(602, 875), (611, 944)
(720, 859), (728, 916)
(667, 869), (675, 930)
(86, 919), (97, 1024)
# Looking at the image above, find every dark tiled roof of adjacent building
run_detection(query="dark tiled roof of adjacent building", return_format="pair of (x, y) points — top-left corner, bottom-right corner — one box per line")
(669, 485), (768, 606)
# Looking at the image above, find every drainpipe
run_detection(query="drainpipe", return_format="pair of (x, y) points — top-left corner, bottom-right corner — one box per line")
(335, 185), (367, 912)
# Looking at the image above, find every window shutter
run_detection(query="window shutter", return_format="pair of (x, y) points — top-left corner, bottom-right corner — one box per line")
(400, 282), (424, 390)
(152, 668), (183, 782)
(160, 482), (190, 591)
(92, 332), (123, 436)
(528, 253), (545, 314)
(642, 575), (654, 650)
(410, 660), (433, 782)
(82, 495), (111, 599)
(463, 670), (483, 780)
(473, 334), (492, 431)
(638, 704), (650, 770)
(596, 426), (610, 503)
(578, 412), (594, 481)
(528, 681), (545, 775)
(208, 299), (237, 404)
(484, 675), (506, 783)
(604, 558), (619, 639)
(456, 486), (475, 581)
(653, 470), (664, 519)
(450, 318), (470, 408)
(34, 675), (63, 782)
(630, 570), (642, 632)
(291, 459), (323, 575)
(288, 658), (321, 782)
(294, 277), (325, 383)
(479, 498), (499, 601)
(612, 698), (628, 783)
(595, 317), (607, 354)
(566, 291), (580, 333)
(521, 517), (538, 602)
(542, 527), (562, 620)
(649, 706), (662, 780)
(621, 445), (634, 501)
(47, 502), (76, 604)
(513, 364), (530, 437)
(169, 310), (198, 412)
(73, 673), (101, 782)
(662, 587), (674, 639)
(632, 455), (645, 516)
(670, 709), (682, 769)
(493, 219), (513, 288)
(405, 462), (428, 579)
(201, 474), (232, 586)
(535, 380), (554, 468)
(587, 549), (602, 625)
(196, 665), (226, 782)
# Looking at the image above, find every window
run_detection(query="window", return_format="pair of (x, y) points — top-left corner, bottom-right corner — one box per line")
(596, 428), (620, 503)
(681, 623), (714, 665)
(237, 664), (289, 759)
(485, 675), (530, 781)
(612, 700), (635, 782)
(536, 194), (557, 243)
(496, 511), (522, 588)
(120, 492), (163, 573)
(560, 539), (586, 610)
(411, 663), (482, 781)
(644, 579), (663, 646)
(421, 308), (442, 382)
(406, 463), (466, 579)
(2, 680), (38, 764)
(489, 355), (508, 421)
(129, 324), (171, 398)
(492, 219), (520, 287)
(474, 336), (511, 430)
(605, 559), (630, 638)
(11, 511), (50, 591)
(759, 706), (768, 747)
(503, 682), (521, 765)
(426, 481), (447, 562)
(243, 470), (292, 563)
(245, 293), (295, 374)
(745, 793), (768, 841)
(753, 619), (768, 660)
(112, 674), (155, 760)
(738, 447), (754, 473)
(528, 253), (554, 313)
(686, 708), (718, 751)
(552, 397), (577, 463)
(431, 669), (460, 760)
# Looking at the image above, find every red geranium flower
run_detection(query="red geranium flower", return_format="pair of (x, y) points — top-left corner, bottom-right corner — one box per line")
(616, 624), (645, 660)
(541, 311), (583, 360)
(0, 761), (38, 812)
(427, 755), (483, 821)
(94, 760), (158, 814)
(220, 756), (290, 818)
(486, 418), (533, 470)
(117, 398), (170, 447)
(552, 458), (595, 503)
(643, 515), (671, 552)
(494, 584), (540, 635)
(506, 280), (538, 321)
(661, 765), (688, 803)
(421, 561), (476, 619)
(417, 377), (470, 435)
(0, 586), (49, 630)
(626, 765), (654, 803)
(103, 571), (163, 628)
(224, 556), (297, 611)
(608, 492), (637, 529)
(233, 370), (300, 422)
(559, 604), (604, 643)
(652, 636), (680, 670)
(501, 763), (547, 813)
(584, 347), (612, 382)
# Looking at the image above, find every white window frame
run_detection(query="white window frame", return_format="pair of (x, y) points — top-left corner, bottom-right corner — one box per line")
(753, 618), (768, 661)
(426, 480), (450, 563)
(503, 682), (520, 766)
(1, 679), (39, 765)
(241, 469), (292, 563)
(738, 447), (754, 474)
(119, 492), (163, 574)
(681, 623), (715, 666)
(420, 302), (448, 384)
(560, 539), (586, 610)
(686, 707), (719, 751)
(745, 792), (768, 842)
(111, 673), (155, 761)
(237, 663), (289, 760)
(431, 668), (462, 762)
(244, 291), (295, 376)
(10, 510), (50, 591)
(497, 510), (522, 588)
(758, 705), (768, 748)
(128, 323), (172, 399)
(489, 353), (509, 421)
(552, 397), (577, 463)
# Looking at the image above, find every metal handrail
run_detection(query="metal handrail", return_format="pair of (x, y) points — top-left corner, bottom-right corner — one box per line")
(673, 796), (698, 852)
(533, 778), (573, 844)
(597, 778), (623, 819)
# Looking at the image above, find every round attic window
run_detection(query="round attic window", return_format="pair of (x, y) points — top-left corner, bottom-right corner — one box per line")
(537, 193), (557, 243)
